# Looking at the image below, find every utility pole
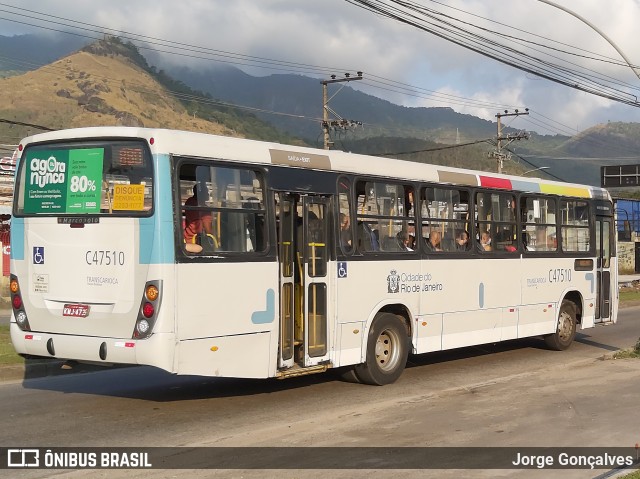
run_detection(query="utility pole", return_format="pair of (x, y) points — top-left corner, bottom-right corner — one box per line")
(493, 109), (530, 173)
(321, 72), (364, 150)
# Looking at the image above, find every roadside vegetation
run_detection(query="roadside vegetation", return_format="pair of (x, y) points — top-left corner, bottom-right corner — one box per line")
(620, 469), (640, 479)
(614, 337), (640, 360)
(0, 324), (22, 365)
(619, 289), (640, 303)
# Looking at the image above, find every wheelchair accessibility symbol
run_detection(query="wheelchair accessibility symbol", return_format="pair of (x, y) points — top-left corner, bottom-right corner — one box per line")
(337, 261), (347, 278)
(33, 247), (45, 265)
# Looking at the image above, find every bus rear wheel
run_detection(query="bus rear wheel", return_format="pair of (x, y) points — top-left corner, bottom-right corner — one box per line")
(354, 313), (409, 386)
(544, 300), (577, 351)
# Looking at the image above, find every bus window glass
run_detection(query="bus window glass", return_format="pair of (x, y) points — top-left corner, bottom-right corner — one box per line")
(561, 200), (590, 252)
(307, 202), (328, 277)
(475, 192), (517, 252)
(355, 181), (414, 252)
(421, 187), (469, 252)
(522, 196), (557, 252)
(179, 163), (266, 255)
(15, 140), (153, 216)
(338, 178), (353, 254)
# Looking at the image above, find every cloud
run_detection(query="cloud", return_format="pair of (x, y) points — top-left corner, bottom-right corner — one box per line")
(2, 0), (640, 134)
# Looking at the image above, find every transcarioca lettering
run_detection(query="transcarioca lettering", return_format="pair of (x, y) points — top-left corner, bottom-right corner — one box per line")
(87, 276), (119, 285)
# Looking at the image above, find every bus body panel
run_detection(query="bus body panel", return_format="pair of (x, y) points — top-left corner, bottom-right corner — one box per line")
(173, 261), (280, 377)
(12, 217), (146, 338)
(173, 262), (279, 341)
(332, 254), (600, 361)
(175, 332), (273, 378)
(333, 259), (421, 366)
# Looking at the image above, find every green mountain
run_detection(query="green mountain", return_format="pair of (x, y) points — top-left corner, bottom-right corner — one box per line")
(168, 65), (503, 144)
(4, 34), (640, 186)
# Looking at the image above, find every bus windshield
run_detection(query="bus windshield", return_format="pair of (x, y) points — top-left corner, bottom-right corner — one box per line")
(14, 139), (153, 216)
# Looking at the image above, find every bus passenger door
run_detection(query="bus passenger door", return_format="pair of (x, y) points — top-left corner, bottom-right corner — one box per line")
(595, 217), (612, 323)
(302, 196), (331, 367)
(275, 193), (331, 370)
(277, 194), (295, 369)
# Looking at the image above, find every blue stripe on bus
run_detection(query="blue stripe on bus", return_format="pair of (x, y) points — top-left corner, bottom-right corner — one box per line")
(139, 154), (174, 265)
(11, 217), (24, 260)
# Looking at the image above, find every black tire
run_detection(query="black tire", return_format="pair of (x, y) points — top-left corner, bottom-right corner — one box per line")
(333, 366), (361, 383)
(544, 300), (577, 351)
(354, 313), (409, 386)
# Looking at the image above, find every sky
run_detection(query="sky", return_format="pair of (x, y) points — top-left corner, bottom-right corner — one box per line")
(2, 0), (640, 137)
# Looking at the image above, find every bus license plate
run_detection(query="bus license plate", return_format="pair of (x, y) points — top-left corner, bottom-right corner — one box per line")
(63, 304), (91, 317)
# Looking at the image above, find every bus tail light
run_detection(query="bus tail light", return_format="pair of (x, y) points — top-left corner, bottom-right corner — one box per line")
(10, 274), (31, 331)
(132, 280), (162, 339)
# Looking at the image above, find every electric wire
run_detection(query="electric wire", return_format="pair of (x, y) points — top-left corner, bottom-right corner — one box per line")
(345, 0), (640, 107)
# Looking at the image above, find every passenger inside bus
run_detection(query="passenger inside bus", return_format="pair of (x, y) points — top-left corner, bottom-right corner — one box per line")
(339, 213), (352, 248)
(396, 230), (414, 251)
(357, 222), (380, 251)
(184, 183), (213, 247)
(455, 230), (470, 251)
(535, 228), (556, 251)
(478, 230), (492, 251)
(425, 230), (442, 252)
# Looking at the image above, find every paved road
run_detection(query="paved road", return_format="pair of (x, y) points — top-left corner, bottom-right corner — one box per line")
(1, 308), (639, 478)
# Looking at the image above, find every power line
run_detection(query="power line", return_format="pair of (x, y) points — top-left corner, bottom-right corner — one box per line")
(0, 118), (53, 131)
(345, 0), (640, 107)
(503, 147), (568, 182)
(2, 1), (638, 160)
(425, 0), (633, 67)
(378, 138), (492, 156)
(0, 52), (501, 142)
(0, 2), (523, 114)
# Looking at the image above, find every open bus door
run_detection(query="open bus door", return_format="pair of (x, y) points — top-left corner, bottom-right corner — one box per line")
(276, 193), (331, 373)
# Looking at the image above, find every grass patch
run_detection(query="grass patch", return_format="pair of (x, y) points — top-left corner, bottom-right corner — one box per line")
(620, 290), (640, 303)
(620, 470), (640, 479)
(614, 338), (640, 359)
(0, 325), (23, 366)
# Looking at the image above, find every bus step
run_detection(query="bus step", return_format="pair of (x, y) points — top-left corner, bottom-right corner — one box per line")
(276, 364), (331, 379)
(595, 320), (615, 326)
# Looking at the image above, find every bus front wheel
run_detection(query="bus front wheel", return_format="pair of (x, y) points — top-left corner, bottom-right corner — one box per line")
(544, 300), (577, 351)
(354, 313), (409, 386)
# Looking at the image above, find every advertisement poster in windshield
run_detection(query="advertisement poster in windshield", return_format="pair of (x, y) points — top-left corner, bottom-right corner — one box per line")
(24, 148), (103, 214)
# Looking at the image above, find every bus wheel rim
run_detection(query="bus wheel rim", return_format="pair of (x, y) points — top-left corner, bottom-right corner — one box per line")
(375, 328), (401, 372)
(558, 311), (572, 341)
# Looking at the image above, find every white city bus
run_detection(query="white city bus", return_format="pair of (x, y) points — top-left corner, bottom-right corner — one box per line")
(10, 127), (617, 385)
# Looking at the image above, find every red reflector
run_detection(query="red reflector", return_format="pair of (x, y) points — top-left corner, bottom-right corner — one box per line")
(18, 144), (23, 151)
(509, 308), (515, 312)
(149, 137), (155, 145)
(70, 223), (85, 229)
(25, 334), (33, 340)
(125, 342), (135, 348)
(142, 302), (154, 318)
(12, 295), (22, 309)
